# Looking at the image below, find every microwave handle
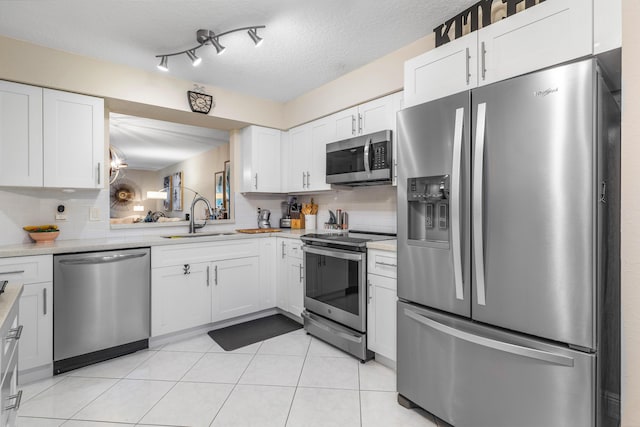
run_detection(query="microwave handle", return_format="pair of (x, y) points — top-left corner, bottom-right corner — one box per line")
(364, 138), (372, 174)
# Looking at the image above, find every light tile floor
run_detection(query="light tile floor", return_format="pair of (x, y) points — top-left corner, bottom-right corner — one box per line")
(18, 329), (449, 427)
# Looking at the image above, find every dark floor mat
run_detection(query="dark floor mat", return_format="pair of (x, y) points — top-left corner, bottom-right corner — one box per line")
(207, 314), (302, 351)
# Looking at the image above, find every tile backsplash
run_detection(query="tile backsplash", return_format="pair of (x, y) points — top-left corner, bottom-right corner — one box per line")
(0, 185), (397, 246)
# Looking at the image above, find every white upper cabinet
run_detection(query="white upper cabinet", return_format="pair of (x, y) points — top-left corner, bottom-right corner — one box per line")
(0, 81), (43, 187)
(404, 33), (477, 108)
(478, 0), (592, 87)
(285, 117), (332, 193)
(240, 125), (282, 193)
(308, 117), (332, 191)
(594, 0), (621, 55)
(43, 89), (104, 189)
(288, 124), (311, 192)
(328, 95), (396, 142)
(332, 106), (359, 141)
(405, 0), (599, 103)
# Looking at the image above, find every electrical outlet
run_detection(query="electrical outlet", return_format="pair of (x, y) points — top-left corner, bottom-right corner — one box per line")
(89, 207), (100, 221)
(55, 213), (67, 221)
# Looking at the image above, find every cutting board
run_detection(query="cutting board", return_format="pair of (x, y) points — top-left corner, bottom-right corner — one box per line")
(236, 228), (282, 234)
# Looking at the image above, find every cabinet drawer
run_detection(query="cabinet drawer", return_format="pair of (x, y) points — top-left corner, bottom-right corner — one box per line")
(367, 249), (397, 279)
(152, 240), (260, 267)
(0, 255), (52, 284)
(287, 241), (303, 260)
(0, 304), (19, 383)
(1, 350), (19, 427)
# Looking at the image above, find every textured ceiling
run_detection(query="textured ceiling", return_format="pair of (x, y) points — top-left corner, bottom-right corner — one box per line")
(0, 0), (473, 102)
(110, 113), (229, 171)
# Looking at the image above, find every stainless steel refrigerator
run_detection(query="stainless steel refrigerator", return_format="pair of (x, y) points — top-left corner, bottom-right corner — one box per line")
(396, 58), (620, 427)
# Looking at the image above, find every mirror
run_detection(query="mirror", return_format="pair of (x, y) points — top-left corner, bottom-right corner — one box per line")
(108, 113), (232, 226)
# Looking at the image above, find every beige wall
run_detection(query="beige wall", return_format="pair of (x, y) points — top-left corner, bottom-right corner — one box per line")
(0, 36), (284, 130)
(282, 34), (435, 128)
(622, 0), (639, 425)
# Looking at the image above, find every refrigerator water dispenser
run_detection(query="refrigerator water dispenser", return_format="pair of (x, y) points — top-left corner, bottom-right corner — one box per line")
(407, 175), (449, 243)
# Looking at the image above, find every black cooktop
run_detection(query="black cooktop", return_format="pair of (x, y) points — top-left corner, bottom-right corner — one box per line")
(301, 230), (396, 248)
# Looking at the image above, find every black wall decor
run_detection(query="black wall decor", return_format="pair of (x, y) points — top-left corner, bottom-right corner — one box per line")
(434, 0), (546, 47)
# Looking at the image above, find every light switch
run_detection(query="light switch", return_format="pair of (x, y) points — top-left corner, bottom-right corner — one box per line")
(89, 207), (100, 221)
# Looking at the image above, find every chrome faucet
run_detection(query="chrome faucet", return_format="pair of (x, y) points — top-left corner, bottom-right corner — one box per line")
(189, 194), (214, 233)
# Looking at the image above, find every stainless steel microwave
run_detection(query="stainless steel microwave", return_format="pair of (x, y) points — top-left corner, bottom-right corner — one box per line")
(325, 130), (392, 186)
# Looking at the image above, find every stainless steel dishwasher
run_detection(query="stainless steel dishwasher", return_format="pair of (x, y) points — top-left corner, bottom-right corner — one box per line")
(53, 248), (150, 374)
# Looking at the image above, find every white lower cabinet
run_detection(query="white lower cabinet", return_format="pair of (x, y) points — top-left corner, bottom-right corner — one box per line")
(367, 274), (397, 361)
(18, 282), (52, 372)
(0, 255), (53, 379)
(275, 238), (304, 318)
(367, 248), (397, 362)
(151, 239), (274, 337)
(287, 257), (304, 318)
(152, 262), (211, 336)
(212, 257), (260, 322)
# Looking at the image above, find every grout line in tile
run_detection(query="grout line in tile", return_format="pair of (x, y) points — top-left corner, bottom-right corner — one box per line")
(207, 339), (265, 427)
(65, 377), (125, 422)
(20, 374), (68, 404)
(358, 361), (363, 427)
(283, 331), (313, 427)
(134, 349), (208, 425)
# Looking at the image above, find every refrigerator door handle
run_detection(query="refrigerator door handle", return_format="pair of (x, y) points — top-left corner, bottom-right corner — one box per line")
(404, 308), (575, 367)
(473, 102), (487, 306)
(451, 107), (465, 301)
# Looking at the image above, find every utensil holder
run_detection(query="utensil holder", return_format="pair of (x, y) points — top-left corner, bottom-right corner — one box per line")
(305, 215), (317, 230)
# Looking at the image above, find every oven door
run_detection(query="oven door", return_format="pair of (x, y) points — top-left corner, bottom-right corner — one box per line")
(303, 245), (366, 332)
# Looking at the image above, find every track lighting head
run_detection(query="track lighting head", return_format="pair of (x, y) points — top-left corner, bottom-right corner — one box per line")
(157, 56), (169, 72)
(248, 28), (263, 47)
(210, 36), (226, 55)
(186, 49), (202, 66)
(155, 25), (265, 73)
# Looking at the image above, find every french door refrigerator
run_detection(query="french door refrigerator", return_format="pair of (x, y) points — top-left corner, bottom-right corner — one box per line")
(396, 58), (620, 427)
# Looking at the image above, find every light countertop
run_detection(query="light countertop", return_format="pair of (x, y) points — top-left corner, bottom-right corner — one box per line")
(366, 239), (397, 252)
(0, 228), (330, 258)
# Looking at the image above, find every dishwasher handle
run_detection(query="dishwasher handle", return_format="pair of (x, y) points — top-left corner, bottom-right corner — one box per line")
(58, 252), (148, 265)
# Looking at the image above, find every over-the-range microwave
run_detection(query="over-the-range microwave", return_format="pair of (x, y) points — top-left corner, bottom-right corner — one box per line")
(325, 130), (392, 186)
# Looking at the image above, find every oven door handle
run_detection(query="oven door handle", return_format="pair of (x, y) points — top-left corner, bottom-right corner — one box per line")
(303, 245), (364, 261)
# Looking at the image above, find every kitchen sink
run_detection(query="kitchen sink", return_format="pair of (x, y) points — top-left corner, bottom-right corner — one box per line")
(161, 232), (237, 239)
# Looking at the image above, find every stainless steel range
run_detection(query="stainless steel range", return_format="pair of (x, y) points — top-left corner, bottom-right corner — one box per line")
(300, 231), (395, 361)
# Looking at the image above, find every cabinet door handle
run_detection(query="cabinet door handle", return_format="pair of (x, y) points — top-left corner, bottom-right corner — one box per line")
(281, 241), (286, 258)
(43, 287), (47, 315)
(358, 113), (363, 134)
(214, 265), (218, 285)
(299, 264), (303, 283)
(306, 172), (310, 188)
(97, 162), (101, 185)
(0, 270), (24, 276)
(6, 325), (23, 341)
(183, 264), (191, 275)
(4, 390), (22, 411)
(351, 115), (356, 136)
(254, 173), (258, 190)
(206, 266), (210, 287)
(368, 279), (372, 303)
(465, 47), (471, 84)
(375, 261), (397, 268)
(481, 41), (487, 80)
(302, 172), (306, 188)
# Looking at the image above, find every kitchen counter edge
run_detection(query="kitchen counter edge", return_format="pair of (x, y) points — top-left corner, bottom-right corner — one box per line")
(0, 229), (320, 258)
(366, 239), (397, 252)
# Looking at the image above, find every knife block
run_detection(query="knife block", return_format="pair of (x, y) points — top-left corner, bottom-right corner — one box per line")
(291, 212), (305, 229)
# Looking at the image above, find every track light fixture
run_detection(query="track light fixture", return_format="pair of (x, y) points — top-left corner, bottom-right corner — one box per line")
(157, 55), (169, 71)
(185, 49), (202, 66)
(155, 25), (265, 72)
(248, 28), (263, 47)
